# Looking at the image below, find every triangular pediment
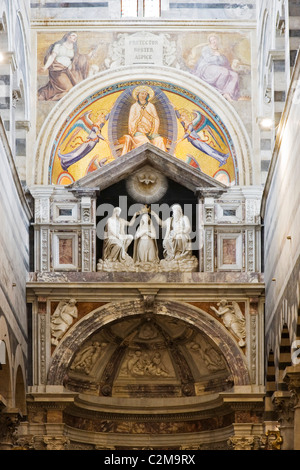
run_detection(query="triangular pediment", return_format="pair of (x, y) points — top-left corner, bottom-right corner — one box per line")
(68, 143), (227, 196)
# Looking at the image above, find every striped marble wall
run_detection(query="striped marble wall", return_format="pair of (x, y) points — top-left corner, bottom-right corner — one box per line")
(262, 53), (300, 375)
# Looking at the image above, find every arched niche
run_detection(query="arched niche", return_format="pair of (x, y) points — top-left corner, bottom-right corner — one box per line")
(15, 11), (30, 120)
(32, 66), (253, 187)
(48, 300), (250, 388)
(0, 317), (13, 408)
(15, 366), (26, 415)
(14, 345), (27, 415)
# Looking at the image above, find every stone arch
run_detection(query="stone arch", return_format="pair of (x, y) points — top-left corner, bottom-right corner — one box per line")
(47, 300), (250, 387)
(15, 366), (26, 415)
(14, 345), (27, 415)
(15, 10), (30, 120)
(0, 8), (9, 51)
(0, 316), (13, 407)
(32, 66), (253, 187)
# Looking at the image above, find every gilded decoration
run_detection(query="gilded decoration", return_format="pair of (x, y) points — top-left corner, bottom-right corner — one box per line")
(49, 81), (236, 186)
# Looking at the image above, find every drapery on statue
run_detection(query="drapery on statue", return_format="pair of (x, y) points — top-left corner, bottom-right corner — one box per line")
(50, 298), (78, 345)
(150, 204), (193, 261)
(38, 32), (97, 102)
(187, 33), (250, 102)
(133, 212), (159, 264)
(102, 207), (139, 262)
(97, 204), (198, 272)
(120, 85), (166, 155)
(210, 299), (246, 347)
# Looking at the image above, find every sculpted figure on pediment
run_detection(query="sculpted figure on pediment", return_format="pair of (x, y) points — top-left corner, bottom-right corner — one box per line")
(50, 298), (78, 346)
(210, 299), (246, 347)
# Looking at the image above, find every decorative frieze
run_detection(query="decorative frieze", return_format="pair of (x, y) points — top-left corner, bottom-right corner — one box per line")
(204, 228), (214, 272)
(38, 298), (47, 384)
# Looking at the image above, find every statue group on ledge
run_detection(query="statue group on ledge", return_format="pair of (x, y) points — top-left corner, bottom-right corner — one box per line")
(97, 204), (198, 273)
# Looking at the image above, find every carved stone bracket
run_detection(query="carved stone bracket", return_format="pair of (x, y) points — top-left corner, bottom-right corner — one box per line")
(138, 288), (159, 314)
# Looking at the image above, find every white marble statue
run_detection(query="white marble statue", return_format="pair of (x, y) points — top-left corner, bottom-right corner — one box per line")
(210, 299), (246, 347)
(50, 298), (78, 346)
(133, 213), (159, 265)
(97, 204), (198, 273)
(151, 204), (193, 261)
(102, 207), (139, 262)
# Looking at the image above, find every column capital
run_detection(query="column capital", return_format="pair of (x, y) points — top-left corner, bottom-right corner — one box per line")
(284, 365), (300, 399)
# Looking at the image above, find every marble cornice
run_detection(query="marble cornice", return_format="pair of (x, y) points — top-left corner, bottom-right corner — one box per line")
(65, 396), (231, 422)
(63, 422), (234, 447)
(72, 392), (228, 416)
(26, 276), (265, 303)
(30, 19), (257, 31)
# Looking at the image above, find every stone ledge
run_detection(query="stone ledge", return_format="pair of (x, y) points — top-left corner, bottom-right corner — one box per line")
(28, 271), (264, 284)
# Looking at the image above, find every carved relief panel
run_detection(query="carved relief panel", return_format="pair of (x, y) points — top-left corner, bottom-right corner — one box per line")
(30, 187), (96, 273)
(64, 315), (232, 399)
(202, 188), (262, 273)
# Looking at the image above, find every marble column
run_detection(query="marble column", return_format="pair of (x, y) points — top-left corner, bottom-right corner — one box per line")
(0, 410), (21, 450)
(272, 390), (295, 450)
(26, 389), (77, 450)
(222, 391), (265, 450)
